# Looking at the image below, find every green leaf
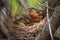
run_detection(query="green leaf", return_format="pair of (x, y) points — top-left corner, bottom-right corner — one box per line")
(9, 0), (21, 16)
(54, 26), (60, 39)
(26, 0), (44, 9)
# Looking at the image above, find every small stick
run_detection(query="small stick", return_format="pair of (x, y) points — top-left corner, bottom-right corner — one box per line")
(46, 1), (54, 40)
(38, 2), (60, 13)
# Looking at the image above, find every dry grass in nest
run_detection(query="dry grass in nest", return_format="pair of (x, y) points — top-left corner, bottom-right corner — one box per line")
(0, 14), (47, 40)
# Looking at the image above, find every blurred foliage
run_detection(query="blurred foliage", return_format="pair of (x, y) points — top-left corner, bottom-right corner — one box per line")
(8, 0), (45, 16)
(26, 0), (41, 8)
(9, 0), (21, 16)
(26, 0), (45, 9)
(54, 26), (60, 39)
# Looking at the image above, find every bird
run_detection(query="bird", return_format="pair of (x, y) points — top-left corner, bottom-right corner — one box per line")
(14, 14), (31, 27)
(28, 8), (39, 20)
(14, 8), (46, 27)
(28, 8), (44, 22)
(14, 18), (26, 27)
(18, 22), (26, 27)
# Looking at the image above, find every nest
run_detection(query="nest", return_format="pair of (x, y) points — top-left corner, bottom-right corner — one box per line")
(0, 13), (47, 40)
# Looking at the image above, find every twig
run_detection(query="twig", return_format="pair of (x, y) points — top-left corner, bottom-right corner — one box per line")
(46, 1), (54, 40)
(38, 1), (60, 13)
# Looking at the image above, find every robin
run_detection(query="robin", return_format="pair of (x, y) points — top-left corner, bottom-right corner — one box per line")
(28, 8), (45, 22)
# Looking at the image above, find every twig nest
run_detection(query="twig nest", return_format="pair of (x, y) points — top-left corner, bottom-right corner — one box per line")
(19, 17), (47, 33)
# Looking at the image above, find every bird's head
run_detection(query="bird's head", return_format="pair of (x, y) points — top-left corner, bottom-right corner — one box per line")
(27, 7), (36, 14)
